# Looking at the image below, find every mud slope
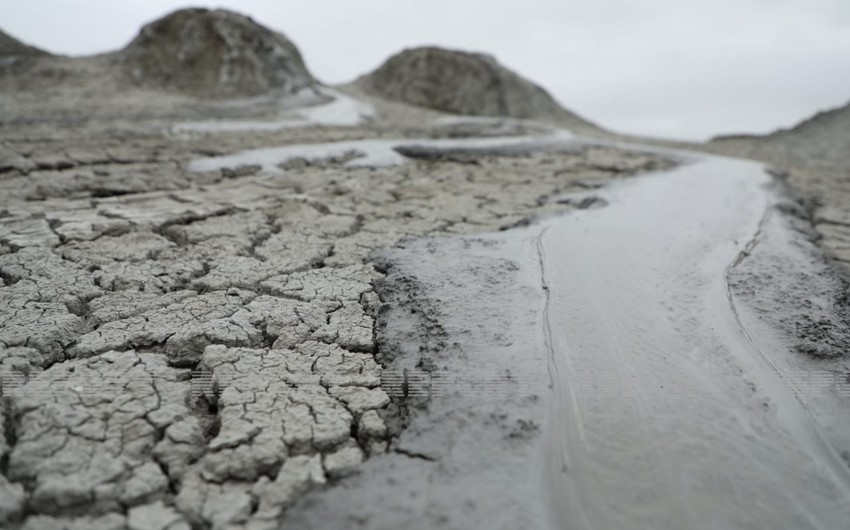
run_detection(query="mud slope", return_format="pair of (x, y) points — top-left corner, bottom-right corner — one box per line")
(1, 8), (326, 124)
(118, 8), (316, 97)
(357, 46), (600, 133)
(0, 29), (50, 77)
(0, 30), (49, 58)
(708, 100), (850, 175)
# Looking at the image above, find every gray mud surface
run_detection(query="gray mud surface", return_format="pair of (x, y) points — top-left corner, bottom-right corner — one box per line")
(727, 189), (850, 464)
(4, 12), (850, 528)
(0, 77), (673, 527)
(285, 152), (850, 530)
(284, 233), (553, 529)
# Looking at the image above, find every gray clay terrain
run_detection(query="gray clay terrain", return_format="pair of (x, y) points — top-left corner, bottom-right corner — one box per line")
(705, 99), (850, 267)
(2, 7), (850, 530)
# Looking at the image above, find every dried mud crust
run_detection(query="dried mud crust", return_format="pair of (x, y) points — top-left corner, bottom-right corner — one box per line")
(788, 169), (850, 271)
(0, 121), (675, 529)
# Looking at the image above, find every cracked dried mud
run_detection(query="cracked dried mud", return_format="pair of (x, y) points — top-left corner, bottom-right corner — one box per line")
(0, 83), (675, 528)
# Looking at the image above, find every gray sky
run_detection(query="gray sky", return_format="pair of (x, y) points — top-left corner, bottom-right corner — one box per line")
(4, 0), (850, 140)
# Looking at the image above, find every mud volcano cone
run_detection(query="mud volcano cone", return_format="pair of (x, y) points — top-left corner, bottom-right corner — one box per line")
(0, 29), (49, 58)
(0, 29), (51, 77)
(119, 8), (316, 98)
(359, 46), (598, 130)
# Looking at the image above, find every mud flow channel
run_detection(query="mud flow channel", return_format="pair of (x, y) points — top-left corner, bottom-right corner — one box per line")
(278, 146), (850, 530)
(539, 155), (850, 529)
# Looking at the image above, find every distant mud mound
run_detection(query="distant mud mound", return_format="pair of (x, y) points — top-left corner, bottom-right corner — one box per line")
(0, 30), (48, 59)
(119, 8), (316, 98)
(0, 30), (49, 77)
(359, 46), (597, 129)
(709, 100), (850, 174)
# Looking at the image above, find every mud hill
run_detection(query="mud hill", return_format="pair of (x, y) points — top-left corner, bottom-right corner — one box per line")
(0, 29), (49, 76)
(357, 46), (599, 132)
(0, 29), (48, 58)
(708, 100), (850, 176)
(118, 8), (316, 98)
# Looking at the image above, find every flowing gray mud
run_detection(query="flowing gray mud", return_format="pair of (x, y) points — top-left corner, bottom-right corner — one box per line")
(286, 153), (850, 529)
(539, 156), (850, 529)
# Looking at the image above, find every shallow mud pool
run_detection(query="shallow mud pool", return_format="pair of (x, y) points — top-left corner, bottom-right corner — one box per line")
(286, 151), (850, 529)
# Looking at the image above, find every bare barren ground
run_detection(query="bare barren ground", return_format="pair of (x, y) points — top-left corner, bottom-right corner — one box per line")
(0, 82), (677, 529)
(3, 13), (850, 525)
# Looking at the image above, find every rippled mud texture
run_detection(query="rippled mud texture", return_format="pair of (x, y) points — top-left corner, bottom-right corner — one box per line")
(0, 102), (674, 529)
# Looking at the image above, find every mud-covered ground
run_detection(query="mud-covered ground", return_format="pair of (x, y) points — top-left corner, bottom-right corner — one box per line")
(282, 230), (556, 529)
(0, 87), (677, 529)
(6, 8), (850, 528)
(704, 138), (850, 269)
(288, 153), (850, 530)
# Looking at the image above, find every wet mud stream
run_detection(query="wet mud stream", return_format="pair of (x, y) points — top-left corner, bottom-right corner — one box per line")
(252, 131), (850, 529)
(537, 155), (850, 529)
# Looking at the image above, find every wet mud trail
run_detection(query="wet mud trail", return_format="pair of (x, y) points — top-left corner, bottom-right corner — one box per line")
(278, 146), (850, 530)
(537, 155), (850, 529)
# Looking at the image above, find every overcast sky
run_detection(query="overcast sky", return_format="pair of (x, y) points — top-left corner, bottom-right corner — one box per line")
(4, 0), (850, 140)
